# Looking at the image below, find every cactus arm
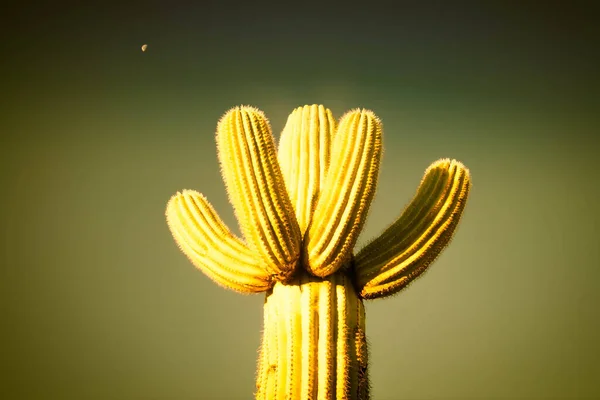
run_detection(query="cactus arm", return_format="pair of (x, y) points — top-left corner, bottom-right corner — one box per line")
(277, 105), (337, 234)
(353, 159), (471, 299)
(165, 190), (273, 293)
(216, 106), (302, 281)
(305, 110), (383, 277)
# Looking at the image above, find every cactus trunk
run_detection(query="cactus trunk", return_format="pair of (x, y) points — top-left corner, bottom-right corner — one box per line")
(256, 271), (369, 400)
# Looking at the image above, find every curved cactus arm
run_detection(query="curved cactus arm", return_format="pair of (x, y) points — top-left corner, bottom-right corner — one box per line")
(166, 190), (273, 294)
(353, 159), (471, 299)
(304, 109), (383, 277)
(277, 104), (337, 235)
(216, 106), (302, 281)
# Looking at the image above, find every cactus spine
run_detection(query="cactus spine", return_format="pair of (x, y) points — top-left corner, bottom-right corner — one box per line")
(166, 104), (471, 400)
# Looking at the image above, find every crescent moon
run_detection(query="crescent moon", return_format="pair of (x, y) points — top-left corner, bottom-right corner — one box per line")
(141, 44), (148, 52)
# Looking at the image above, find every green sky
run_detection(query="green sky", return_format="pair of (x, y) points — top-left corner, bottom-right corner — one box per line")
(1, 3), (599, 399)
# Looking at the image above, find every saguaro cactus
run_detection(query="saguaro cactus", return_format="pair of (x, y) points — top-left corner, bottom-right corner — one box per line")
(166, 104), (471, 400)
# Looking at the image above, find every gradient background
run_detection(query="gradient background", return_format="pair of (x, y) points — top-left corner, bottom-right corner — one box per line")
(2, 2), (599, 399)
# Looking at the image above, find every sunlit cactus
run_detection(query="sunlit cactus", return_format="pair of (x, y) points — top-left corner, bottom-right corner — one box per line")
(166, 104), (471, 400)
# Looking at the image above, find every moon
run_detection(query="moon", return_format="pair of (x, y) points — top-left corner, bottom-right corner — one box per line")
(141, 44), (148, 52)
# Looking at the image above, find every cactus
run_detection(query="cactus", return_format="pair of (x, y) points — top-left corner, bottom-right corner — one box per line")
(166, 104), (471, 400)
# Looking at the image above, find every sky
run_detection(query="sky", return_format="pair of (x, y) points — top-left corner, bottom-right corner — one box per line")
(1, 2), (599, 399)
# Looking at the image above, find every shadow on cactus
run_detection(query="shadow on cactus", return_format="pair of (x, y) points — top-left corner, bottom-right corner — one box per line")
(165, 104), (471, 400)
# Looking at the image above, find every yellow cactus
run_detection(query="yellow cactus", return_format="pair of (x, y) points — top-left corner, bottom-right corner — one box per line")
(166, 104), (471, 400)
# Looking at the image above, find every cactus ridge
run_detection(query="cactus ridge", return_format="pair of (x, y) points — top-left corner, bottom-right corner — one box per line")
(165, 104), (471, 399)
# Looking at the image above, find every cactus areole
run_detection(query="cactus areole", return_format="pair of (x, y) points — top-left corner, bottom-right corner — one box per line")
(166, 105), (471, 399)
